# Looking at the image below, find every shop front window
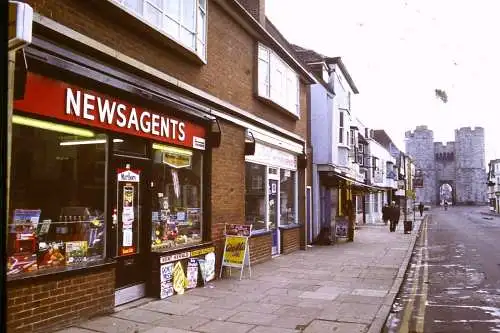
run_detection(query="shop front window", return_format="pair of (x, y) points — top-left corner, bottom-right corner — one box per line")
(151, 143), (203, 251)
(280, 169), (297, 225)
(8, 117), (106, 277)
(245, 163), (267, 231)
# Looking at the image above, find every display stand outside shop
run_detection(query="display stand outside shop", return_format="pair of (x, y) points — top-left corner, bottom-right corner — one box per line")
(220, 224), (252, 280)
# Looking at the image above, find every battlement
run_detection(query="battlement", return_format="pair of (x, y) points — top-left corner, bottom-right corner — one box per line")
(405, 125), (434, 139)
(455, 126), (485, 136)
(434, 141), (455, 150)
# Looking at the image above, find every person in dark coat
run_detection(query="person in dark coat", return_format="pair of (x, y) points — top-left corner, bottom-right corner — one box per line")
(389, 201), (400, 232)
(382, 204), (389, 225)
(418, 202), (424, 217)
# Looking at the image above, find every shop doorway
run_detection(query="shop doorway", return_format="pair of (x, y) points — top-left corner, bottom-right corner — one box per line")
(268, 168), (280, 256)
(110, 151), (152, 306)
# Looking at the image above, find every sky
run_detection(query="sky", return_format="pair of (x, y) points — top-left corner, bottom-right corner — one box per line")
(265, 0), (500, 163)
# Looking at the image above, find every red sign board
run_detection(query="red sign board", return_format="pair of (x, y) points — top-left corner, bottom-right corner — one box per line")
(14, 73), (207, 150)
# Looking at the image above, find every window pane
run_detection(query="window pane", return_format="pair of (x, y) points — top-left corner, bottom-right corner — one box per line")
(245, 163), (266, 231)
(8, 123), (106, 276)
(339, 128), (343, 144)
(145, 3), (162, 28)
(165, 0), (181, 20)
(125, 0), (144, 15)
(181, 0), (196, 31)
(180, 27), (195, 49)
(339, 111), (344, 127)
(258, 46), (269, 61)
(164, 15), (180, 38)
(197, 9), (206, 44)
(151, 146), (202, 251)
(258, 58), (270, 97)
(199, 0), (206, 10)
(280, 170), (296, 225)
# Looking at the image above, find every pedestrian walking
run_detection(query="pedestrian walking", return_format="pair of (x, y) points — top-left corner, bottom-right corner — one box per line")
(382, 203), (389, 225)
(418, 202), (424, 217)
(389, 201), (400, 232)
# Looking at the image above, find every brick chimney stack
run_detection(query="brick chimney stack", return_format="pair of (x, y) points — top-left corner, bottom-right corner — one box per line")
(236, 0), (266, 26)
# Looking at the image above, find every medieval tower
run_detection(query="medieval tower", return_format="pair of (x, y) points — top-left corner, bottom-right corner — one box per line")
(405, 126), (487, 205)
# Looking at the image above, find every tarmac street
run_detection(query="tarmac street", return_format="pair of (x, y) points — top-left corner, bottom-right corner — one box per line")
(56, 216), (424, 333)
(384, 206), (500, 333)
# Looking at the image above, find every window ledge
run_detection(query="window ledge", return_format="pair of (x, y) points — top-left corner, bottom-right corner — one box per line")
(99, 0), (206, 66)
(7, 258), (116, 286)
(256, 95), (300, 120)
(279, 224), (301, 230)
(250, 229), (273, 237)
(338, 144), (350, 149)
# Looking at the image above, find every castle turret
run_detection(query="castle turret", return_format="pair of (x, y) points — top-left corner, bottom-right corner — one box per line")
(454, 127), (487, 204)
(405, 125), (436, 204)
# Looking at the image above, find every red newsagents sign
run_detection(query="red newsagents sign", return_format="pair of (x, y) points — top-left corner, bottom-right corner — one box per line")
(14, 73), (207, 150)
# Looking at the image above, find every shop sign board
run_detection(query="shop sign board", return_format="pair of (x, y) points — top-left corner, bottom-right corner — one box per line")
(159, 246), (215, 264)
(220, 224), (252, 280)
(14, 73), (207, 150)
(246, 142), (297, 170)
(159, 263), (174, 299)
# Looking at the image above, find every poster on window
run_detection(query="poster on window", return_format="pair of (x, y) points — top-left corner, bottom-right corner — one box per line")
(186, 259), (199, 289)
(160, 263), (174, 299)
(171, 169), (180, 199)
(117, 168), (140, 256)
(65, 241), (88, 265)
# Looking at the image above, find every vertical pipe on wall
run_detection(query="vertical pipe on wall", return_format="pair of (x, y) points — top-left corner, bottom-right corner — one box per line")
(6, 51), (15, 222)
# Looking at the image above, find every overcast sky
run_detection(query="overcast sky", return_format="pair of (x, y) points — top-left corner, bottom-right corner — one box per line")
(266, 0), (499, 163)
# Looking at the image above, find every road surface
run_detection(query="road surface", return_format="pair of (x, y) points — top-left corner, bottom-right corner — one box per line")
(383, 206), (500, 333)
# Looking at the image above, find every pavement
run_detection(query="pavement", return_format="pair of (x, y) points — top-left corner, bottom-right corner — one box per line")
(383, 206), (500, 333)
(56, 215), (426, 333)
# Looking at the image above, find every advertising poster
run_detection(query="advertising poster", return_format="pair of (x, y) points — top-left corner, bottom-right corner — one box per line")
(160, 263), (174, 299)
(65, 241), (88, 265)
(173, 261), (187, 295)
(37, 241), (66, 268)
(186, 259), (199, 289)
(204, 252), (216, 282)
(117, 168), (140, 256)
(222, 236), (247, 267)
(198, 259), (207, 285)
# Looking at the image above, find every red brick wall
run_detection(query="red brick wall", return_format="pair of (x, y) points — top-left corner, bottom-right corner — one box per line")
(249, 233), (272, 265)
(7, 266), (115, 333)
(210, 120), (246, 274)
(281, 228), (300, 254)
(27, 0), (308, 140)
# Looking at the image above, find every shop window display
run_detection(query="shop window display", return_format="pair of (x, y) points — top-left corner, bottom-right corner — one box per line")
(245, 163), (267, 230)
(151, 144), (203, 251)
(7, 118), (106, 277)
(280, 169), (297, 225)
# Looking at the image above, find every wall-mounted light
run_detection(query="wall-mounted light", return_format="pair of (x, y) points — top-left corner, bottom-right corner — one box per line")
(13, 115), (95, 137)
(210, 118), (222, 148)
(245, 130), (256, 155)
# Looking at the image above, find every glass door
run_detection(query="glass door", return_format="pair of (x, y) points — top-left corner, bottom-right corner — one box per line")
(268, 168), (279, 255)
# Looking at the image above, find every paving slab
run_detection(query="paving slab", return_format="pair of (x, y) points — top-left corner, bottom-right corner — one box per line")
(187, 306), (239, 321)
(318, 302), (380, 324)
(195, 320), (255, 333)
(139, 301), (200, 315)
(233, 301), (282, 313)
(77, 316), (154, 333)
(153, 314), (211, 331)
(248, 326), (300, 333)
(143, 328), (198, 333)
(303, 320), (368, 333)
(111, 308), (167, 324)
(226, 311), (279, 325)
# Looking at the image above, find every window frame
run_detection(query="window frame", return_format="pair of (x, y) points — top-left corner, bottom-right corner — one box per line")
(257, 43), (300, 117)
(111, 0), (208, 61)
(339, 110), (345, 144)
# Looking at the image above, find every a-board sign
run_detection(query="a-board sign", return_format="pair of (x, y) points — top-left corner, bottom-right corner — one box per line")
(335, 217), (348, 238)
(220, 224), (252, 280)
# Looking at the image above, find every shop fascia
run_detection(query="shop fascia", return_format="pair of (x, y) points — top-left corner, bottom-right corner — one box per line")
(14, 73), (207, 150)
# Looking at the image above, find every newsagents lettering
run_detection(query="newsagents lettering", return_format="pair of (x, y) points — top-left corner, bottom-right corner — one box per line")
(66, 88), (186, 141)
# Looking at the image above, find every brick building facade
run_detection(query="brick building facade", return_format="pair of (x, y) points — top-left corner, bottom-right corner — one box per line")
(7, 1), (315, 331)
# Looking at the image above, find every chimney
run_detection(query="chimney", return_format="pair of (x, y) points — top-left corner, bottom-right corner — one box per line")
(236, 0), (266, 26)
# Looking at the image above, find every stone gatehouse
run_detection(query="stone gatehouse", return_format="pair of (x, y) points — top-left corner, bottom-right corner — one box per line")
(405, 125), (487, 205)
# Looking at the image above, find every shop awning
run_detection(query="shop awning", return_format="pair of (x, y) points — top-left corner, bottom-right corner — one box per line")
(318, 166), (383, 193)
